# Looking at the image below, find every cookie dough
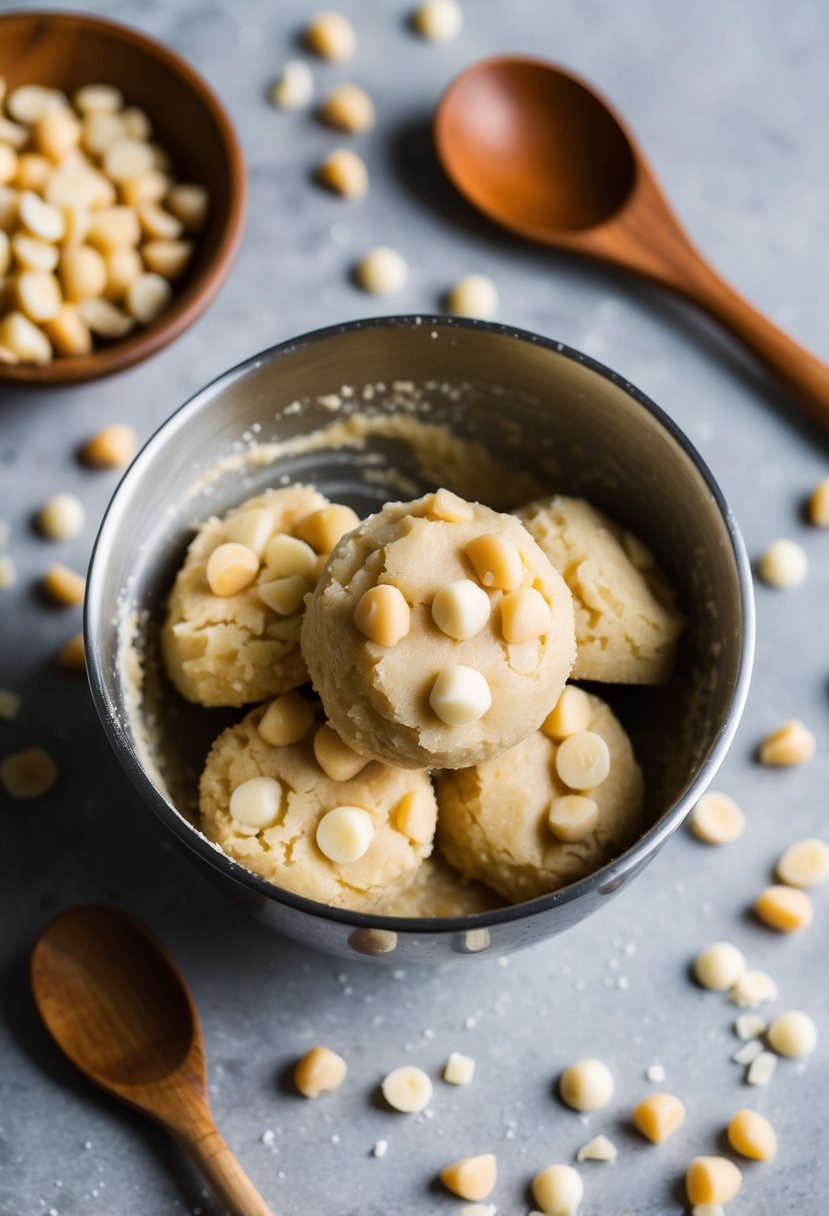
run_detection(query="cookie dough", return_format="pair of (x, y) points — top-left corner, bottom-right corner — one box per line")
(519, 495), (684, 685)
(162, 485), (355, 707)
(378, 856), (503, 917)
(301, 491), (576, 770)
(436, 691), (644, 902)
(199, 704), (437, 911)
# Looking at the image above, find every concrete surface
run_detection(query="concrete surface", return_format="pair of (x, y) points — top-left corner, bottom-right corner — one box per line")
(2, 0), (828, 1213)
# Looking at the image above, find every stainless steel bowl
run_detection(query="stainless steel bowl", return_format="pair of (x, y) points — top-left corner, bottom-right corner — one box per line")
(85, 316), (754, 963)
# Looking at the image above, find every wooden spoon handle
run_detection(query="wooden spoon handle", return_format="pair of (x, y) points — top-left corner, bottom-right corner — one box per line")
(179, 1121), (275, 1216)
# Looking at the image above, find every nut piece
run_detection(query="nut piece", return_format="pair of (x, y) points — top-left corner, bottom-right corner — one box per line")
(685, 1157), (742, 1207)
(575, 1134), (617, 1163)
(1, 746), (58, 799)
(127, 271), (172, 324)
(257, 692), (314, 747)
(735, 1013), (767, 1041)
(0, 145), (17, 187)
(746, 1051), (777, 1087)
(381, 1065), (433, 1113)
(555, 731), (611, 791)
(305, 11), (357, 60)
(257, 574), (307, 616)
(16, 271), (62, 323)
(313, 807), (371, 865)
(531, 1163), (583, 1216)
(465, 533), (522, 591)
(559, 1058), (614, 1112)
(413, 0), (464, 41)
(758, 719), (815, 766)
(394, 789), (433, 844)
(354, 245), (407, 294)
(20, 191), (65, 241)
(224, 509), (275, 560)
(754, 885), (813, 933)
(317, 148), (369, 199)
(78, 297), (134, 339)
(104, 137), (155, 182)
(443, 1051), (475, 1085)
(264, 533), (317, 577)
(690, 792), (745, 845)
(166, 184), (209, 233)
(295, 504), (360, 553)
(7, 84), (66, 125)
(104, 248), (143, 300)
(34, 106), (81, 161)
(206, 543), (260, 597)
(431, 579), (490, 641)
(59, 245), (108, 301)
(229, 776), (283, 828)
(313, 724), (369, 781)
(808, 478), (829, 526)
(12, 233), (58, 272)
(729, 970), (778, 1009)
(430, 665), (492, 725)
(541, 686), (592, 741)
(758, 538), (808, 588)
(136, 201), (184, 241)
(0, 311), (52, 364)
(767, 1010), (817, 1058)
(74, 84), (125, 113)
(38, 493), (85, 541)
(57, 633), (85, 672)
(548, 795), (599, 843)
(87, 206), (141, 252)
(444, 273), (497, 320)
(354, 584), (411, 646)
(428, 488), (474, 522)
(632, 1092), (686, 1144)
(776, 837), (829, 887)
(694, 941), (747, 991)
(141, 239), (193, 281)
(43, 304), (93, 357)
(319, 84), (375, 133)
(294, 1045), (347, 1098)
(272, 60), (314, 110)
(727, 1109), (777, 1161)
(83, 423), (137, 468)
(43, 562), (85, 605)
(439, 1155), (496, 1202)
(500, 586), (551, 643)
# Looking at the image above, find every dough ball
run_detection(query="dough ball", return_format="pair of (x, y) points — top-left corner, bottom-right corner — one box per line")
(199, 706), (437, 911)
(519, 495), (684, 685)
(301, 492), (576, 770)
(378, 856), (503, 917)
(162, 485), (330, 707)
(436, 693), (644, 903)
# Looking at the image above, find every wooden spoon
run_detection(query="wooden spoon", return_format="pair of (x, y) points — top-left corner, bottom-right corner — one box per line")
(435, 56), (829, 428)
(31, 906), (274, 1216)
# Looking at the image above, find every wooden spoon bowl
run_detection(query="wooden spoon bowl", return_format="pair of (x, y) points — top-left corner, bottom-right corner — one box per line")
(0, 10), (246, 385)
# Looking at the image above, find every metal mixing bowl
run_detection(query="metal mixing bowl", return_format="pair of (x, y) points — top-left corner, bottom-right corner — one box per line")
(85, 316), (754, 963)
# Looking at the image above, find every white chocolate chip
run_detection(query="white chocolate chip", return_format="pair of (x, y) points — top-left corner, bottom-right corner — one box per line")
(316, 806), (374, 863)
(758, 538), (808, 588)
(444, 273), (497, 320)
(548, 795), (599, 843)
(694, 941), (747, 991)
(767, 1010), (817, 1058)
(257, 693), (314, 747)
(541, 686), (592, 741)
(206, 542), (260, 597)
(428, 488), (474, 522)
(229, 776), (283, 828)
(38, 493), (85, 541)
(559, 1058), (614, 1112)
(532, 1163), (583, 1216)
(305, 11), (356, 59)
(1, 746), (58, 799)
(465, 532), (522, 591)
(729, 970), (778, 1009)
(354, 584), (411, 646)
(690, 792), (745, 845)
(776, 837), (829, 887)
(429, 665), (491, 725)
(732, 1039), (764, 1066)
(381, 1065), (433, 1113)
(313, 724), (369, 782)
(355, 245), (407, 294)
(431, 579), (490, 640)
(272, 60), (314, 110)
(412, 0), (463, 40)
(223, 509), (274, 559)
(555, 731), (610, 791)
(443, 1051), (475, 1085)
(575, 1134), (617, 1163)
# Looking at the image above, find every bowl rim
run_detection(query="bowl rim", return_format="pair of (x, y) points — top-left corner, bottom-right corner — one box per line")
(0, 8), (246, 386)
(85, 314), (756, 935)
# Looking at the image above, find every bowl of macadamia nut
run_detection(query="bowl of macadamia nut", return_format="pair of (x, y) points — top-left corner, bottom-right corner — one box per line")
(0, 10), (245, 383)
(85, 316), (754, 962)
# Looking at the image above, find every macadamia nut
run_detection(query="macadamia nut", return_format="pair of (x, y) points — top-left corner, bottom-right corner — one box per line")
(439, 1155), (496, 1202)
(294, 1045), (347, 1097)
(38, 493), (85, 540)
(754, 884), (813, 933)
(690, 791), (745, 844)
(758, 538), (808, 588)
(317, 148), (369, 198)
(559, 1058), (614, 1112)
(355, 245), (407, 294)
(694, 941), (747, 991)
(305, 11), (356, 60)
(381, 1065), (433, 1113)
(413, 0), (463, 40)
(532, 1164), (583, 1216)
(758, 719), (815, 766)
(727, 1109), (777, 1161)
(632, 1092), (686, 1144)
(767, 1010), (817, 1057)
(685, 1157), (742, 1207)
(83, 423), (137, 467)
(319, 84), (375, 134)
(776, 837), (829, 887)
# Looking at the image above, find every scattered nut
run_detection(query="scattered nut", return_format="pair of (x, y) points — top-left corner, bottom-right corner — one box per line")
(412, 0), (463, 40)
(555, 731), (611, 791)
(758, 538), (808, 588)
(257, 692), (314, 747)
(304, 11), (356, 60)
(444, 273), (497, 320)
(271, 60), (314, 110)
(541, 686), (592, 741)
(354, 245), (407, 294)
(758, 719), (815, 766)
(206, 542), (260, 597)
(354, 583), (411, 646)
(431, 579), (490, 641)
(632, 1092), (686, 1144)
(808, 477), (829, 527)
(726, 1109), (777, 1161)
(381, 1065), (433, 1113)
(82, 423), (137, 468)
(775, 837), (829, 887)
(313, 724), (369, 781)
(575, 1134), (617, 1163)
(316, 148), (369, 199)
(694, 941), (747, 991)
(443, 1051), (475, 1085)
(319, 84), (375, 134)
(549, 795), (599, 843)
(735, 1013), (767, 1041)
(559, 1058), (614, 1112)
(690, 792), (745, 845)
(430, 665), (492, 725)
(38, 493), (85, 540)
(746, 1051), (777, 1087)
(294, 1045), (347, 1097)
(531, 1163), (583, 1215)
(440, 1155), (496, 1202)
(685, 1157), (742, 1207)
(57, 633), (85, 672)
(316, 806), (374, 863)
(729, 970), (778, 1008)
(43, 562), (85, 605)
(1, 746), (58, 799)
(767, 1010), (817, 1058)
(754, 885), (813, 933)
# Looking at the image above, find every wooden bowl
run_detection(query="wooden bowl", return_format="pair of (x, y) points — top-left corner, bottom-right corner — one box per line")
(0, 10), (246, 385)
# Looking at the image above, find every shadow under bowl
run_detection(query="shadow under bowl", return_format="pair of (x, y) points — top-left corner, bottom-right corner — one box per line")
(85, 316), (754, 963)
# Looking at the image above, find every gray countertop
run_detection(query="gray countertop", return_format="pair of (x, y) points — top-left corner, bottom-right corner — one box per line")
(2, 0), (828, 1213)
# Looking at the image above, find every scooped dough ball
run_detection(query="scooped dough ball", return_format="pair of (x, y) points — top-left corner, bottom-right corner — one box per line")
(162, 485), (332, 707)
(520, 495), (684, 685)
(436, 692), (644, 902)
(199, 707), (437, 911)
(301, 491), (576, 769)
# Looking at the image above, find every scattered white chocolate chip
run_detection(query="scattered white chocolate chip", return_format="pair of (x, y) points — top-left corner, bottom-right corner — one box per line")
(575, 1134), (617, 1163)
(808, 477), (829, 526)
(431, 579), (490, 641)
(754, 884), (813, 933)
(685, 1157), (742, 1208)
(541, 686), (592, 741)
(559, 1058), (614, 1112)
(43, 562), (85, 605)
(413, 0), (463, 40)
(229, 776), (283, 829)
(729, 970), (778, 1009)
(381, 1065), (433, 1113)
(316, 148), (369, 199)
(548, 795), (599, 843)
(319, 84), (375, 134)
(500, 586), (551, 643)
(440, 1154), (496, 1202)
(690, 792), (745, 845)
(354, 584), (411, 646)
(258, 574), (308, 616)
(206, 542), (260, 597)
(631, 1092), (686, 1144)
(313, 724), (369, 781)
(57, 633), (85, 672)
(555, 731), (610, 792)
(295, 503), (360, 553)
(355, 245), (407, 294)
(429, 665), (492, 726)
(531, 1163), (583, 1216)
(257, 693), (314, 747)
(305, 10), (356, 59)
(746, 1051), (777, 1087)
(767, 1010), (817, 1058)
(444, 273), (497, 320)
(82, 423), (137, 468)
(443, 1051), (475, 1085)
(394, 790), (433, 845)
(776, 836), (829, 887)
(38, 493), (85, 541)
(758, 538), (808, 588)
(727, 1109), (777, 1161)
(465, 533), (522, 591)
(428, 488), (474, 522)
(271, 60), (314, 110)
(735, 1013), (767, 1041)
(694, 941), (747, 991)
(758, 719), (815, 766)
(1, 746), (58, 799)
(0, 690), (21, 720)
(316, 806), (374, 863)
(294, 1045), (347, 1097)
